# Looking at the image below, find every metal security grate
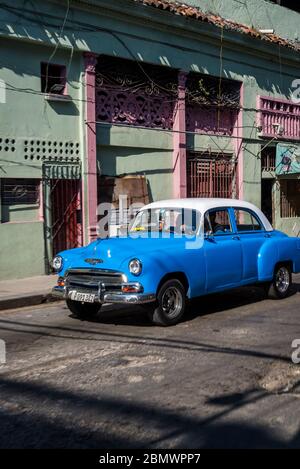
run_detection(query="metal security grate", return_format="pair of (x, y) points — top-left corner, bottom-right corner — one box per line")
(187, 153), (237, 199)
(261, 147), (276, 172)
(1, 178), (40, 205)
(50, 179), (82, 255)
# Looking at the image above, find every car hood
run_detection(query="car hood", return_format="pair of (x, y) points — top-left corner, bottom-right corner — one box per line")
(60, 234), (193, 272)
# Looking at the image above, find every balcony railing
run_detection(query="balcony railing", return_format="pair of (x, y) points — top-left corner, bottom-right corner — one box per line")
(258, 96), (300, 141)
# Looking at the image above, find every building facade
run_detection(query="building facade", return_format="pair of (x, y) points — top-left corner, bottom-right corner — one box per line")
(0, 0), (299, 280)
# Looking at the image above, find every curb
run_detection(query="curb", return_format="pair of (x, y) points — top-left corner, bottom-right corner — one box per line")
(0, 292), (61, 312)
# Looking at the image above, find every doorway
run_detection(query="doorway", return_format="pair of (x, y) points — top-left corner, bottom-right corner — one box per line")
(50, 179), (82, 256)
(261, 179), (274, 225)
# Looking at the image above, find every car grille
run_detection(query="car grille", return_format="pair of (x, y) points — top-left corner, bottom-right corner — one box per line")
(65, 269), (124, 292)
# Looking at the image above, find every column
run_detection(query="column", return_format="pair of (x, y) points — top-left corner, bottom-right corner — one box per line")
(234, 83), (244, 200)
(173, 71), (187, 199)
(83, 52), (98, 242)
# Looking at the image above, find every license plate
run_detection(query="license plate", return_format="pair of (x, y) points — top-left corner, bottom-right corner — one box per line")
(69, 291), (96, 303)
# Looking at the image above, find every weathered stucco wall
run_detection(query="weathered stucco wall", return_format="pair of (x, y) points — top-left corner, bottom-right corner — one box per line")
(97, 126), (173, 202)
(0, 39), (83, 179)
(98, 146), (173, 202)
(182, 0), (299, 42)
(0, 37), (85, 278)
(0, 222), (45, 279)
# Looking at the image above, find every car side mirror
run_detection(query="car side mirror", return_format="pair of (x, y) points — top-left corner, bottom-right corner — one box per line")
(204, 231), (217, 243)
(204, 230), (214, 239)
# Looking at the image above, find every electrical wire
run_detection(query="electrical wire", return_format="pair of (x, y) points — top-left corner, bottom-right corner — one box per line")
(0, 0), (296, 152)
(0, 0), (297, 115)
(0, 1), (294, 164)
(0, 80), (264, 115)
(0, 77), (292, 156)
(94, 120), (268, 142)
(0, 5), (296, 210)
(0, 1), (298, 82)
(0, 77), (286, 153)
(44, 0), (70, 94)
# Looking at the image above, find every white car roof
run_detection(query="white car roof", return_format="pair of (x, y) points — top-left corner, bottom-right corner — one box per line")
(142, 198), (273, 232)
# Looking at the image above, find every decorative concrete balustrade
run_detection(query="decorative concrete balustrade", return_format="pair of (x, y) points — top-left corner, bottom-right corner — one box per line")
(258, 96), (300, 140)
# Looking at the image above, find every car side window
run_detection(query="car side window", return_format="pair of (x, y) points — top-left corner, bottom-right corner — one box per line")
(204, 208), (233, 235)
(234, 209), (263, 232)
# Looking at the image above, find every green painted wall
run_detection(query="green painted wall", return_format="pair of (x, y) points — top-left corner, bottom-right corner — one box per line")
(0, 222), (45, 279)
(98, 146), (173, 202)
(97, 126), (173, 201)
(182, 0), (299, 42)
(0, 37), (84, 278)
(0, 39), (83, 179)
(188, 135), (234, 154)
(1, 204), (39, 223)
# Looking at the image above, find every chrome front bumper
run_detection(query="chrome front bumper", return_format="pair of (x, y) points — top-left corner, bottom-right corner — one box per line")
(52, 285), (156, 305)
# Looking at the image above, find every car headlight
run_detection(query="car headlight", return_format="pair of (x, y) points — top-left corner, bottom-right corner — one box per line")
(52, 255), (63, 272)
(129, 258), (142, 276)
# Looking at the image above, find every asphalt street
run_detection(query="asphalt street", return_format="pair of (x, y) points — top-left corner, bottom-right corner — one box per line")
(0, 275), (300, 448)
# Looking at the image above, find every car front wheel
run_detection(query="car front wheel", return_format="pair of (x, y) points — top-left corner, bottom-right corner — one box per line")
(266, 264), (292, 299)
(66, 299), (102, 319)
(147, 279), (186, 326)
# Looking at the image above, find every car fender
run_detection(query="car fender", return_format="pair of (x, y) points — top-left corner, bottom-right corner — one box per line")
(258, 237), (300, 281)
(120, 243), (206, 298)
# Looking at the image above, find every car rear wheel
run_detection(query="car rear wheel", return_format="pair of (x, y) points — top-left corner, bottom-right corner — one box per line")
(266, 264), (292, 299)
(147, 279), (186, 326)
(66, 299), (102, 319)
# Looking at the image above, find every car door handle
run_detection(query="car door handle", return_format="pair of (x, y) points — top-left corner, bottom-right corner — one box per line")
(232, 235), (240, 240)
(264, 233), (271, 238)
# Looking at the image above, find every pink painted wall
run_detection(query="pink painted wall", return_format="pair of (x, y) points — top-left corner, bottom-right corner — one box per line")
(234, 83), (244, 200)
(173, 71), (187, 199)
(259, 95), (300, 140)
(84, 52), (98, 243)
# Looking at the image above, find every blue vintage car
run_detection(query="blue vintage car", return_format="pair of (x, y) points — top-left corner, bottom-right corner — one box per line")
(52, 198), (300, 326)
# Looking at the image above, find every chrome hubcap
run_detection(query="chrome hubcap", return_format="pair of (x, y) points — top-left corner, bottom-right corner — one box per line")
(275, 267), (290, 293)
(161, 287), (182, 318)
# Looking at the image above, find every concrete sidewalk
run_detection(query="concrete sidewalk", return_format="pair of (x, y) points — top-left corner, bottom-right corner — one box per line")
(0, 273), (299, 313)
(0, 275), (58, 311)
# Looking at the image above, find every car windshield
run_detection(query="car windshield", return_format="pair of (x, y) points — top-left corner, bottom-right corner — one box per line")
(129, 207), (201, 235)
